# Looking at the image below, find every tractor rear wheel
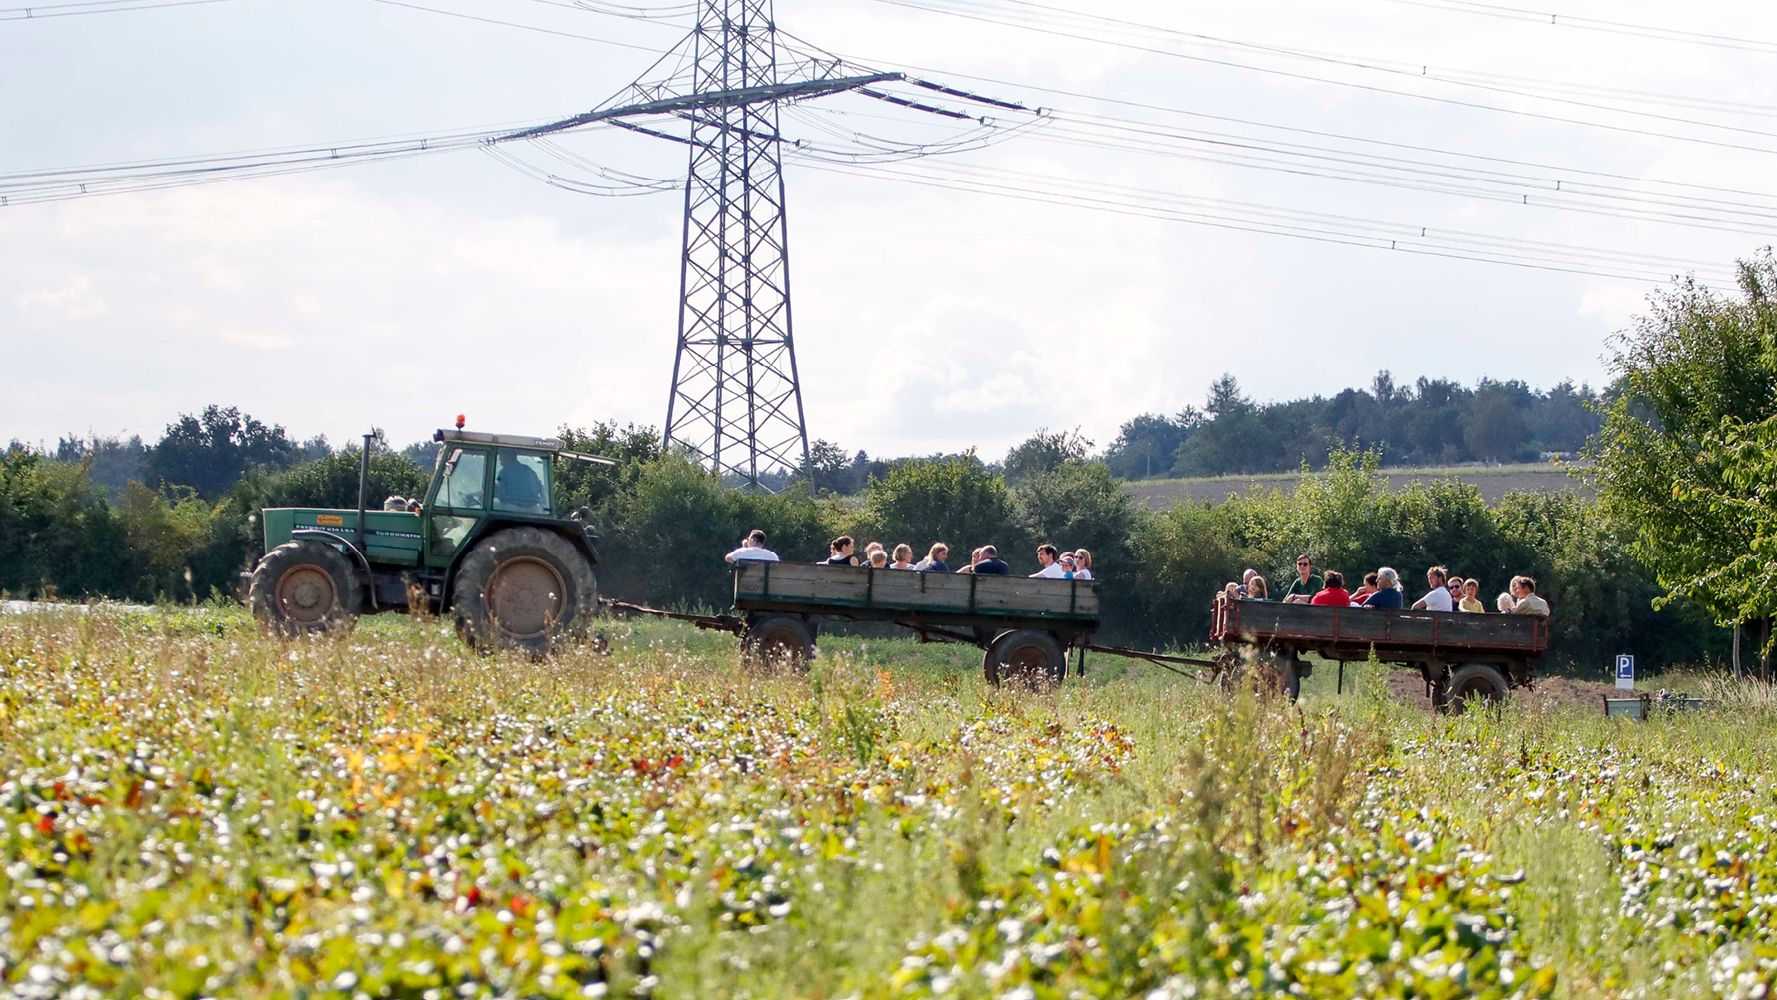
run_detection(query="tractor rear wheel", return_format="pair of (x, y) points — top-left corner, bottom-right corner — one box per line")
(452, 527), (596, 656)
(1442, 663), (1509, 715)
(743, 616), (814, 672)
(249, 540), (360, 636)
(983, 629), (1066, 689)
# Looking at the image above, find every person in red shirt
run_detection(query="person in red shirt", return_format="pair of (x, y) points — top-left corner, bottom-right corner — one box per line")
(1310, 570), (1352, 607)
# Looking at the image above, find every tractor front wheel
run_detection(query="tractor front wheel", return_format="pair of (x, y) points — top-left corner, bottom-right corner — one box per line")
(452, 527), (597, 656)
(249, 541), (360, 636)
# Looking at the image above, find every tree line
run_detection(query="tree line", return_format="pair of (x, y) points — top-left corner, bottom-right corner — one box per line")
(5, 251), (1773, 673)
(789, 374), (1604, 493)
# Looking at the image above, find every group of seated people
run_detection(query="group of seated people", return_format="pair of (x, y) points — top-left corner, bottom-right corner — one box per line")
(724, 531), (1096, 580)
(1223, 556), (1550, 616)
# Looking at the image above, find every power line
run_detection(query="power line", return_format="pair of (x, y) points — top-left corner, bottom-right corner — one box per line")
(970, 0), (1777, 123)
(0, 0), (239, 20)
(1379, 0), (1777, 56)
(866, 0), (1777, 157)
(828, 50), (1777, 204)
(792, 155), (1738, 284)
(362, 0), (674, 52)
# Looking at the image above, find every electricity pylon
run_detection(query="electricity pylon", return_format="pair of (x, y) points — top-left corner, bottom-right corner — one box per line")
(505, 0), (1030, 489)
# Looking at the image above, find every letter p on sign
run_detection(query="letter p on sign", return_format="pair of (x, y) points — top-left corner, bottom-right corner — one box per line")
(1615, 654), (1635, 690)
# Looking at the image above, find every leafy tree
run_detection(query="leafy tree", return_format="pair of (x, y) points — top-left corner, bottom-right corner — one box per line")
(1010, 461), (1137, 572)
(1463, 384), (1530, 463)
(554, 422), (662, 518)
(860, 453), (1012, 557)
(1588, 252), (1777, 638)
(600, 456), (825, 610)
(54, 435), (148, 499)
(256, 450), (430, 511)
(0, 452), (130, 598)
(1002, 428), (1092, 484)
(147, 405), (300, 499)
(1105, 414), (1193, 479)
(1670, 414), (1777, 661)
(117, 482), (211, 599)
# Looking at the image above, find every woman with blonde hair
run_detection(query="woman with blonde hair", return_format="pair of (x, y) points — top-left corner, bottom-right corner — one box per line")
(1072, 548), (1094, 580)
(890, 543), (916, 570)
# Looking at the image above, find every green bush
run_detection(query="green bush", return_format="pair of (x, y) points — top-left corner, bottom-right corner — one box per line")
(858, 453), (1013, 560)
(0, 452), (131, 599)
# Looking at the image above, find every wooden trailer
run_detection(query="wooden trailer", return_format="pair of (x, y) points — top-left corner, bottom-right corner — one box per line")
(1211, 597), (1550, 712)
(730, 562), (1101, 685)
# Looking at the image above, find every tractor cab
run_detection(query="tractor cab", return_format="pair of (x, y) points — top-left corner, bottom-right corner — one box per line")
(422, 429), (563, 568)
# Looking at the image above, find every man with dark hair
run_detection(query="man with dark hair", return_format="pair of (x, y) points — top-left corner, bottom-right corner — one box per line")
(725, 528), (779, 564)
(1030, 542), (1067, 579)
(972, 544), (1010, 575)
(1510, 575), (1550, 616)
(1283, 554), (1323, 604)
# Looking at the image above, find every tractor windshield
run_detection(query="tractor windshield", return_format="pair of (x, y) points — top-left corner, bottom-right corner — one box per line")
(437, 448), (488, 510)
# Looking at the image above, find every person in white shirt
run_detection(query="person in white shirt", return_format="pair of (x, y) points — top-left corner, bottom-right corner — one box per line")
(1030, 543), (1068, 579)
(1411, 565), (1454, 612)
(724, 529), (780, 564)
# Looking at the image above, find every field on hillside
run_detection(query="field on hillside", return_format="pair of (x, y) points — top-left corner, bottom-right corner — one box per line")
(3, 609), (1775, 998)
(1128, 463), (1590, 508)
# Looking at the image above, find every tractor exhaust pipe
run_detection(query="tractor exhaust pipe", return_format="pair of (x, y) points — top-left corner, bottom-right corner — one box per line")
(357, 431), (374, 556)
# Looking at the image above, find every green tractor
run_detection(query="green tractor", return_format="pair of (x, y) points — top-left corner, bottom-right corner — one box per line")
(247, 425), (611, 654)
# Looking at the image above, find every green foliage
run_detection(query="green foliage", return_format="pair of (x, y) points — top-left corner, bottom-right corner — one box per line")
(1112, 372), (1599, 479)
(1009, 460), (1136, 567)
(1665, 413), (1777, 644)
(11, 614), (1775, 995)
(0, 452), (130, 598)
(598, 455), (826, 609)
(1001, 428), (1092, 484)
(860, 453), (1013, 556)
(145, 404), (303, 499)
(553, 421), (662, 515)
(256, 449), (431, 510)
(1589, 251), (1777, 632)
(116, 483), (211, 599)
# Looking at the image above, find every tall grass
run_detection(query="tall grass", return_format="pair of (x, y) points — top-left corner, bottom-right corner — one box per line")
(0, 608), (1772, 996)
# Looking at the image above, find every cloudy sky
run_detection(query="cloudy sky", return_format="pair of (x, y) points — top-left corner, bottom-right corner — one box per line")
(3, 0), (1775, 459)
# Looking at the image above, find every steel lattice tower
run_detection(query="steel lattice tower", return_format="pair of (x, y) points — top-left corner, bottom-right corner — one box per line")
(662, 0), (807, 488)
(500, 4), (1030, 489)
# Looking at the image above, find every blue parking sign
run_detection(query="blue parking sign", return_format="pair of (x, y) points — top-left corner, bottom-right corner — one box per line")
(1615, 654), (1635, 690)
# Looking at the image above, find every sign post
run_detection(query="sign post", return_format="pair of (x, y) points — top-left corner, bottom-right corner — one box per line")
(1615, 654), (1635, 691)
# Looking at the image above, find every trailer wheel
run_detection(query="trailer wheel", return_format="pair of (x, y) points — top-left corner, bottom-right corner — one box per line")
(984, 630), (1066, 689)
(249, 540), (361, 636)
(452, 527), (596, 656)
(1213, 649), (1300, 700)
(1443, 663), (1509, 715)
(744, 616), (814, 671)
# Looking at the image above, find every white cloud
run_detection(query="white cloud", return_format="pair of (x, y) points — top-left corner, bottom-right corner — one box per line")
(16, 275), (107, 320)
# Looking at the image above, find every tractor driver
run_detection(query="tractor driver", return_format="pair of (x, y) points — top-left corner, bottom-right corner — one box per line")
(494, 452), (546, 513)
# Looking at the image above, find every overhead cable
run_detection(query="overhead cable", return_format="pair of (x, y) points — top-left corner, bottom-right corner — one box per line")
(866, 0), (1777, 156)
(1379, 0), (1777, 56)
